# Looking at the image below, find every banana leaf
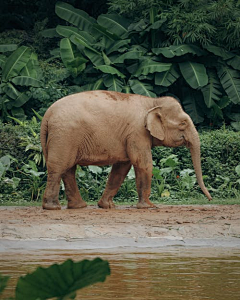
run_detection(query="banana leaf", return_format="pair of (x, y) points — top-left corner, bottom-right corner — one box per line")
(201, 70), (222, 108)
(217, 64), (240, 104)
(155, 64), (180, 87)
(4, 83), (19, 99)
(0, 44), (18, 52)
(129, 79), (156, 97)
(204, 45), (234, 60)
(179, 61), (208, 89)
(103, 75), (123, 92)
(60, 38), (87, 77)
(106, 39), (131, 55)
(2, 46), (32, 81)
(91, 24), (120, 48)
(134, 59), (171, 76)
(40, 28), (60, 38)
(84, 48), (104, 66)
(114, 50), (143, 64)
(96, 65), (125, 78)
(12, 76), (42, 87)
(0, 55), (6, 68)
(153, 44), (206, 58)
(97, 14), (131, 38)
(181, 89), (204, 124)
(55, 1), (95, 32)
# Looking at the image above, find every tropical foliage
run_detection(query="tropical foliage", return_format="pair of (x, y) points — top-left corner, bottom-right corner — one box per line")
(0, 45), (42, 120)
(39, 1), (240, 126)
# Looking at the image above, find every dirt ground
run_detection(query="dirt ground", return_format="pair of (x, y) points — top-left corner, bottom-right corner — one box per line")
(1, 205), (240, 250)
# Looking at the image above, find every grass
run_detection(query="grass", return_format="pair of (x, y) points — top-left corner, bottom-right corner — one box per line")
(0, 196), (239, 207)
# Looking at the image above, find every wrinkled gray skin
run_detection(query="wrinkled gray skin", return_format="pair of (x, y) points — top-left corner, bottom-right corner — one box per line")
(40, 91), (212, 210)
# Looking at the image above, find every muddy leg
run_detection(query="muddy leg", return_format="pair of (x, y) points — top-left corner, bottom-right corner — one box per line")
(98, 162), (131, 209)
(62, 166), (87, 209)
(42, 171), (61, 210)
(134, 165), (156, 209)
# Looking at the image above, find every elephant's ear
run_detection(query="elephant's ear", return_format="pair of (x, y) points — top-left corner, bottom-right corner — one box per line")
(145, 107), (164, 140)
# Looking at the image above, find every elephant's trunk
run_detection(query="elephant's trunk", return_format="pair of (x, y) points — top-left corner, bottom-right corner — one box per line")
(187, 130), (212, 201)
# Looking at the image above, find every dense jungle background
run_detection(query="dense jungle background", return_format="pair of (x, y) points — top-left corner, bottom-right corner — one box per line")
(0, 0), (240, 205)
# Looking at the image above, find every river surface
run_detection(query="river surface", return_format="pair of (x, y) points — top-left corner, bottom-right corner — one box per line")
(1, 248), (240, 300)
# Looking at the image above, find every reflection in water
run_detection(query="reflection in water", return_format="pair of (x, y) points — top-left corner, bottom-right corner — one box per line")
(1, 249), (240, 300)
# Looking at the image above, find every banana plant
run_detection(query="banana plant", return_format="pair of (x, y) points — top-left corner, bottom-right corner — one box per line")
(43, 2), (240, 125)
(0, 45), (42, 120)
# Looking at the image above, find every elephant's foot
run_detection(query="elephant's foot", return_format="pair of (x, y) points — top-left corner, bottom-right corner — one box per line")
(136, 200), (156, 209)
(42, 201), (61, 210)
(67, 199), (87, 209)
(98, 198), (115, 209)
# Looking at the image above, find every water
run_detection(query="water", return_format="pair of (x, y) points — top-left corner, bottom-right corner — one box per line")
(1, 248), (240, 300)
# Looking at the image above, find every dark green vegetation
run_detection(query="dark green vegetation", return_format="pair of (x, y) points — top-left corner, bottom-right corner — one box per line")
(0, 258), (110, 300)
(0, 0), (240, 205)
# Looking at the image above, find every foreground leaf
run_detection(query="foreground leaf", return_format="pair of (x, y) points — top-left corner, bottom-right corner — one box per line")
(0, 274), (10, 295)
(15, 258), (110, 300)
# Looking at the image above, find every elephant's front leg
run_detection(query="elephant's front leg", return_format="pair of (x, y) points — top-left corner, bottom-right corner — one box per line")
(62, 166), (87, 209)
(98, 161), (131, 209)
(134, 165), (156, 209)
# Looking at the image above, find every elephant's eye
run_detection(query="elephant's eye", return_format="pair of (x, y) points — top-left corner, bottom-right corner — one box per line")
(179, 121), (187, 130)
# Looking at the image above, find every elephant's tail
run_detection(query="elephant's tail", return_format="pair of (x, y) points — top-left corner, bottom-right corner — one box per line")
(40, 115), (48, 164)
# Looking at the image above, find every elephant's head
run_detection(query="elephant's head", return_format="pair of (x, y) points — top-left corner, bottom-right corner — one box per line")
(145, 98), (212, 200)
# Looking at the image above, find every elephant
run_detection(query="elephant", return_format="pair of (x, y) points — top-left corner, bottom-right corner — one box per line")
(40, 90), (212, 210)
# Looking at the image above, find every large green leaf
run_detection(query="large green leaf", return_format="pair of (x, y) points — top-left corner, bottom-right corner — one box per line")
(114, 50), (143, 64)
(20, 53), (40, 79)
(91, 24), (120, 48)
(155, 64), (180, 87)
(2, 46), (32, 81)
(0, 55), (6, 68)
(97, 14), (131, 38)
(15, 258), (110, 300)
(134, 59), (171, 76)
(153, 44), (206, 58)
(201, 70), (222, 108)
(55, 1), (95, 32)
(0, 44), (18, 52)
(84, 48), (104, 66)
(129, 79), (156, 97)
(217, 64), (240, 104)
(4, 82), (19, 99)
(106, 39), (131, 55)
(179, 61), (208, 89)
(60, 38), (87, 77)
(12, 76), (42, 87)
(97, 65), (125, 78)
(226, 55), (240, 71)
(56, 25), (96, 48)
(40, 28), (60, 38)
(204, 45), (234, 60)
(103, 75), (123, 92)
(0, 274), (10, 295)
(182, 89), (204, 124)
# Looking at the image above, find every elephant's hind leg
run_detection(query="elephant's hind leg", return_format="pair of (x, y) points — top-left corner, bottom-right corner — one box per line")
(98, 162), (131, 209)
(42, 169), (61, 210)
(62, 166), (87, 209)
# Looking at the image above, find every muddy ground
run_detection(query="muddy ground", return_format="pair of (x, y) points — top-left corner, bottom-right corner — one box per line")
(1, 205), (240, 251)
